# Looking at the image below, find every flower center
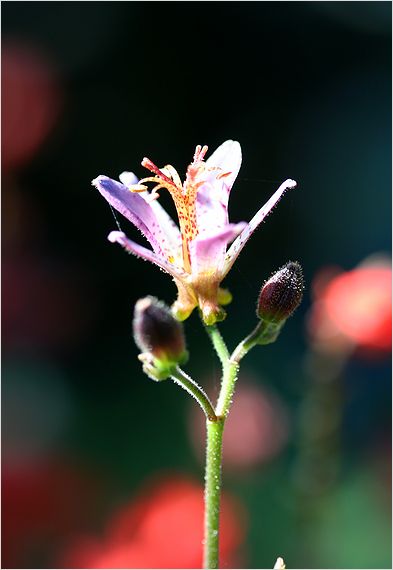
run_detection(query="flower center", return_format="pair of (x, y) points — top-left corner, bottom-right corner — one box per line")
(128, 145), (209, 274)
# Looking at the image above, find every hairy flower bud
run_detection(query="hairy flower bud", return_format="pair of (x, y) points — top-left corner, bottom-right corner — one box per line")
(257, 261), (304, 323)
(133, 296), (188, 380)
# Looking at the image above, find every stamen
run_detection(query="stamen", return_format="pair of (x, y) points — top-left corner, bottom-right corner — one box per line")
(138, 149), (210, 275)
(142, 158), (178, 190)
(128, 184), (149, 192)
(161, 164), (183, 189)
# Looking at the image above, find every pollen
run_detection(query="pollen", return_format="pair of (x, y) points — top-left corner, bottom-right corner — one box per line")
(128, 183), (148, 192)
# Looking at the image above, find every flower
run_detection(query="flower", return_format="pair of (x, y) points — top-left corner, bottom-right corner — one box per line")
(59, 475), (246, 569)
(93, 141), (296, 325)
(307, 257), (392, 355)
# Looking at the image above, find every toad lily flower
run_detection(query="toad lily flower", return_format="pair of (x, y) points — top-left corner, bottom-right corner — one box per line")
(92, 140), (296, 325)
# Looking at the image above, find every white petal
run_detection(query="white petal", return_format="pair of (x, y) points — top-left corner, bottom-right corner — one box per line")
(205, 140), (242, 188)
(195, 140), (242, 235)
(223, 179), (297, 277)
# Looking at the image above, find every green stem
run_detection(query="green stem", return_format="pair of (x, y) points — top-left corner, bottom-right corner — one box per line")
(203, 320), (278, 567)
(171, 367), (217, 421)
(215, 360), (239, 418)
(230, 319), (283, 364)
(216, 321), (282, 419)
(204, 324), (230, 371)
(203, 323), (240, 568)
(230, 325), (260, 364)
(203, 416), (225, 569)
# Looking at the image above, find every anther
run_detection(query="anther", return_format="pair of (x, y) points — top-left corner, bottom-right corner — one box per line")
(128, 184), (148, 193)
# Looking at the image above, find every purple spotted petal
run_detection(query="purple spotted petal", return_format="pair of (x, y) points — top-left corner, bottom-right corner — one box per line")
(93, 175), (175, 259)
(141, 192), (182, 259)
(108, 231), (186, 279)
(223, 179), (297, 277)
(189, 222), (246, 275)
(119, 171), (182, 260)
(196, 140), (242, 235)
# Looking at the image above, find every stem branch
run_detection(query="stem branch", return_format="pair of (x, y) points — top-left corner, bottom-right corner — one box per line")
(230, 323), (261, 364)
(230, 319), (283, 364)
(171, 367), (217, 421)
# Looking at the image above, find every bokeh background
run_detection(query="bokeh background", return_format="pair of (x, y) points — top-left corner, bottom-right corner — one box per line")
(2, 2), (392, 568)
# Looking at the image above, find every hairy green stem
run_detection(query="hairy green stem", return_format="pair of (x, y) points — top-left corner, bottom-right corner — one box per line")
(171, 367), (217, 421)
(215, 360), (239, 419)
(231, 319), (283, 363)
(204, 324), (230, 371)
(230, 324), (261, 364)
(203, 320), (277, 567)
(204, 417), (225, 569)
(203, 325), (239, 568)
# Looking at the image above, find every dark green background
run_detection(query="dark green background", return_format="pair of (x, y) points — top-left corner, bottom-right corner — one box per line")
(2, 2), (391, 568)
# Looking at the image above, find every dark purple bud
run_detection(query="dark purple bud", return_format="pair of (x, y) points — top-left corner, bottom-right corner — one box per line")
(257, 261), (304, 323)
(133, 296), (187, 366)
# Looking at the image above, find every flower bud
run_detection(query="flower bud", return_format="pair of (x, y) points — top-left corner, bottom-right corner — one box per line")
(257, 261), (304, 323)
(133, 296), (188, 380)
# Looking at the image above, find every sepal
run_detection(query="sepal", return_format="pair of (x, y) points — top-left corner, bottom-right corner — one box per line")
(137, 352), (188, 382)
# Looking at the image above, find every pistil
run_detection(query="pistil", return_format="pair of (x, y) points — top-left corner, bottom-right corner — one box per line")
(127, 146), (211, 276)
(139, 158), (196, 273)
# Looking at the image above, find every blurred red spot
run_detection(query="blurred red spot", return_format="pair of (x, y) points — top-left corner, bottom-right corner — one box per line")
(2, 460), (102, 568)
(2, 42), (61, 171)
(308, 259), (392, 355)
(61, 475), (246, 569)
